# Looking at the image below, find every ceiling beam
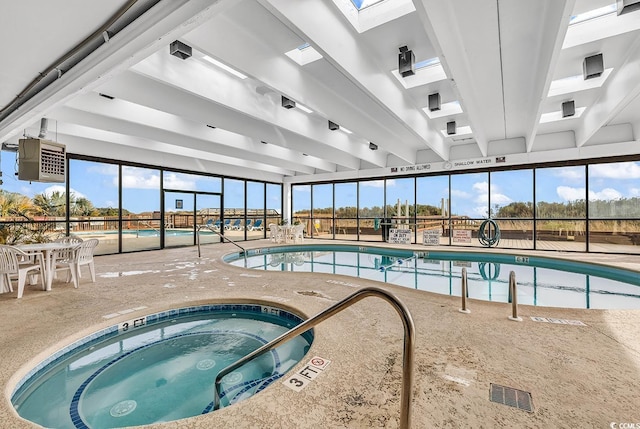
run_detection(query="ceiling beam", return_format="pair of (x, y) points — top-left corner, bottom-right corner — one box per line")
(59, 93), (320, 173)
(257, 0), (446, 161)
(576, 34), (640, 147)
(127, 53), (358, 171)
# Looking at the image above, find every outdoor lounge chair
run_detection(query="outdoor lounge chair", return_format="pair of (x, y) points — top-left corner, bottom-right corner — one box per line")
(230, 219), (242, 230)
(250, 219), (263, 231)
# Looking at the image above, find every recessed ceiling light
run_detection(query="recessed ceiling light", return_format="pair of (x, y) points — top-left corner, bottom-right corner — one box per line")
(202, 55), (247, 79)
(297, 104), (313, 114)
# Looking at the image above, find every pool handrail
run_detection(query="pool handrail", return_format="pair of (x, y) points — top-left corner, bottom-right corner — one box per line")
(196, 223), (245, 257)
(212, 286), (415, 429)
(136, 220), (160, 237)
(459, 267), (471, 314)
(508, 271), (522, 321)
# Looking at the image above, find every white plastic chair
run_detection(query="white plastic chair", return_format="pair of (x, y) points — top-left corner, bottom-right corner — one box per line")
(268, 224), (280, 242)
(54, 235), (83, 245)
(54, 239), (99, 287)
(291, 224), (305, 243)
(0, 245), (45, 298)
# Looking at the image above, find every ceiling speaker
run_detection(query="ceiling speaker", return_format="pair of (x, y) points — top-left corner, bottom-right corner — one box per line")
(398, 46), (415, 77)
(446, 121), (456, 135)
(169, 40), (191, 60)
(562, 100), (575, 118)
(583, 53), (603, 80)
(428, 93), (441, 112)
(281, 96), (296, 109)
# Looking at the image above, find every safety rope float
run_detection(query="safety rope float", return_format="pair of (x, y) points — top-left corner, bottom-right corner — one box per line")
(478, 219), (500, 247)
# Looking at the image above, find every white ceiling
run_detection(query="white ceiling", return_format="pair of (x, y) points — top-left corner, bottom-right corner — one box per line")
(1, 0), (640, 185)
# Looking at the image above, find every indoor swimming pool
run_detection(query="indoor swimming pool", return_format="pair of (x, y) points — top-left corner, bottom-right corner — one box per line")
(11, 304), (312, 429)
(226, 245), (640, 309)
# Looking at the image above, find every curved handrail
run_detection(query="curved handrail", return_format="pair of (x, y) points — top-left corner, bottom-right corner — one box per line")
(136, 220), (160, 237)
(196, 224), (245, 257)
(212, 286), (415, 429)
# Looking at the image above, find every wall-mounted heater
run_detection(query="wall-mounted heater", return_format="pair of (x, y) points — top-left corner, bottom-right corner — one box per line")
(18, 138), (66, 182)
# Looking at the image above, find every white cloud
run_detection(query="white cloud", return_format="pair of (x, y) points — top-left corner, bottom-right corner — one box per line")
(557, 186), (585, 201)
(630, 188), (640, 197)
(361, 180), (385, 188)
(554, 167), (584, 180)
(87, 164), (118, 175)
(293, 185), (311, 193)
(163, 173), (196, 190)
(451, 189), (471, 198)
(590, 162), (640, 179)
(588, 188), (623, 201)
(473, 205), (489, 217)
(472, 182), (488, 193)
(43, 185), (87, 199)
(491, 193), (512, 205)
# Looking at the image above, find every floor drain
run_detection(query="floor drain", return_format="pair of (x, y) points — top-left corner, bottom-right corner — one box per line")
(489, 383), (533, 412)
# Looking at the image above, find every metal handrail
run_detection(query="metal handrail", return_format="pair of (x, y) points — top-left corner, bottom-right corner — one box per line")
(136, 220), (160, 237)
(508, 271), (522, 321)
(212, 286), (415, 429)
(196, 224), (245, 257)
(459, 267), (470, 314)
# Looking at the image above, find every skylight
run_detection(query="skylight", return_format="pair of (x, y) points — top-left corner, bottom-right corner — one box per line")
(548, 69), (613, 97)
(285, 43), (323, 66)
(440, 125), (472, 138)
(350, 0), (385, 9)
(539, 106), (586, 124)
(415, 57), (441, 70)
(569, 4), (616, 25)
(423, 101), (463, 119)
(393, 57), (447, 89)
(332, 0), (415, 33)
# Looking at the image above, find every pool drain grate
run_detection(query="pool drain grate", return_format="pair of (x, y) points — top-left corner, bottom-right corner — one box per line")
(489, 383), (533, 412)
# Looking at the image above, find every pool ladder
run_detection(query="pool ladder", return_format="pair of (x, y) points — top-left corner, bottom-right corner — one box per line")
(212, 286), (416, 429)
(459, 268), (521, 321)
(196, 224), (245, 257)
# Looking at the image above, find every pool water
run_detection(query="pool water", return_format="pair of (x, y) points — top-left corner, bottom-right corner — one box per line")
(12, 305), (312, 429)
(227, 245), (640, 309)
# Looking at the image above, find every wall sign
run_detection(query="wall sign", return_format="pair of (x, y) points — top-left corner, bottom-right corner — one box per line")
(175, 199), (183, 209)
(422, 230), (440, 246)
(452, 229), (472, 243)
(388, 228), (411, 244)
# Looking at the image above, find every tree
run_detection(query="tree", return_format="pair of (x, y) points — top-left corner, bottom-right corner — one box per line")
(72, 197), (97, 216)
(33, 191), (69, 217)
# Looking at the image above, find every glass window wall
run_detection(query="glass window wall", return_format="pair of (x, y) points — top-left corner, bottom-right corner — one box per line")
(312, 184), (333, 239)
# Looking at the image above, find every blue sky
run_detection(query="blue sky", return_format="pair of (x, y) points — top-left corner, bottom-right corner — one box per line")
(2, 153), (639, 216)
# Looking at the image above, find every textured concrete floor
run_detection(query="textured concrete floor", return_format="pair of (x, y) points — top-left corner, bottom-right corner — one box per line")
(1, 240), (639, 428)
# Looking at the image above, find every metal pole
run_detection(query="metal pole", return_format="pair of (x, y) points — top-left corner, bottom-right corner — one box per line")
(459, 267), (470, 314)
(508, 271), (522, 321)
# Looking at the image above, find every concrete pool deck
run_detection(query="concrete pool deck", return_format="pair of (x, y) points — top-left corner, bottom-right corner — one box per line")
(1, 240), (639, 428)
